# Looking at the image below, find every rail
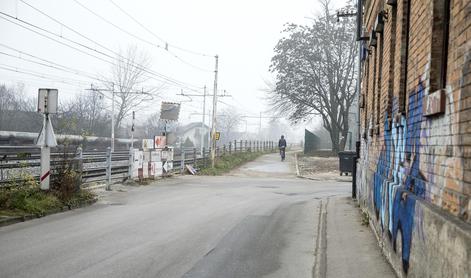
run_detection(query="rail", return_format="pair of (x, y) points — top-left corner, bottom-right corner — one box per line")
(0, 139), (277, 186)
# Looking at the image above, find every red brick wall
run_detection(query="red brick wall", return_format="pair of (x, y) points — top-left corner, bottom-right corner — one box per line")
(357, 0), (470, 276)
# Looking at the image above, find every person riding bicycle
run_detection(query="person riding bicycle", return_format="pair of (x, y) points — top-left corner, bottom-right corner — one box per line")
(278, 135), (287, 161)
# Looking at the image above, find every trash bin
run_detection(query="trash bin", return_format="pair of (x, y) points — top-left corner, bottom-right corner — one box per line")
(338, 151), (356, 176)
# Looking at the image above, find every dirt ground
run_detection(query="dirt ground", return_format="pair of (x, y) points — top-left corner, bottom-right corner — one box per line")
(296, 154), (352, 182)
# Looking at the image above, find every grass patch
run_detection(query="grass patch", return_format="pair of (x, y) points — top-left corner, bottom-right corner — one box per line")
(0, 186), (96, 217)
(0, 184), (96, 218)
(360, 210), (370, 226)
(198, 151), (268, 176)
(0, 147), (96, 218)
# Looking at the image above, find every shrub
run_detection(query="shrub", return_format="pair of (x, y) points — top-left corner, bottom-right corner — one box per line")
(198, 151), (266, 175)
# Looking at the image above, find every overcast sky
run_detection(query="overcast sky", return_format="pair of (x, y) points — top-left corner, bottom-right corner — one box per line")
(0, 0), (344, 138)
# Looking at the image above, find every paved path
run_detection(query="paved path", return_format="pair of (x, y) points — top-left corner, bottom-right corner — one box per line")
(0, 152), (395, 278)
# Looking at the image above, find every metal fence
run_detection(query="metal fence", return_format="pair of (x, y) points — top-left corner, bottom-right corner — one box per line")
(0, 140), (276, 186)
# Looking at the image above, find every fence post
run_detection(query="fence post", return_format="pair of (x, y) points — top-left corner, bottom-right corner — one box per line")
(223, 145), (226, 155)
(193, 148), (197, 166)
(106, 147), (112, 191)
(202, 147), (206, 167)
(75, 146), (83, 191)
(229, 142), (232, 154)
(128, 147), (134, 179)
(181, 150), (185, 174)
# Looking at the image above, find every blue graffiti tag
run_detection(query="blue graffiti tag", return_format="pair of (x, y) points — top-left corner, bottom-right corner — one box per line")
(372, 82), (426, 273)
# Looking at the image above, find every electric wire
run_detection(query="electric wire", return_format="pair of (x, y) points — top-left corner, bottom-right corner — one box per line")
(0, 10), (203, 92)
(107, 0), (214, 60)
(0, 63), (92, 86)
(108, 0), (213, 59)
(72, 0), (211, 72)
(0, 48), (106, 83)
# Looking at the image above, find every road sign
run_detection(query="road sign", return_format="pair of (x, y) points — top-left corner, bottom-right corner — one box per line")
(36, 117), (57, 147)
(36, 89), (58, 190)
(215, 132), (220, 141)
(160, 102), (181, 121)
(37, 89), (58, 114)
(163, 161), (169, 172)
(142, 139), (154, 150)
(154, 136), (166, 148)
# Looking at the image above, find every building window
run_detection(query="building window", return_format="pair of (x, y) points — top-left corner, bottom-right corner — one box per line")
(372, 45), (377, 134)
(400, 0), (411, 113)
(387, 5), (398, 120)
(376, 32), (384, 128)
(363, 59), (370, 138)
(430, 0), (451, 92)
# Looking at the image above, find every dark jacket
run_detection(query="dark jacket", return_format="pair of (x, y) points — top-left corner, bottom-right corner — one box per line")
(278, 138), (287, 148)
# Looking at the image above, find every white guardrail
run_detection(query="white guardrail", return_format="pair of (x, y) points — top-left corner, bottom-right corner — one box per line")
(0, 140), (277, 186)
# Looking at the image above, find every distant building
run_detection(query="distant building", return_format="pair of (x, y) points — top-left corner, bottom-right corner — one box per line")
(356, 0), (470, 276)
(176, 122), (210, 149)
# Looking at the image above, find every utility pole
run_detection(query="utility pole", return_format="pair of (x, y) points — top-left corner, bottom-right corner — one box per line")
(178, 85), (231, 157)
(86, 84), (148, 152)
(211, 55), (219, 168)
(338, 6), (361, 199)
(111, 84), (115, 152)
(240, 114), (281, 140)
(201, 85), (207, 155)
(131, 111), (135, 150)
(208, 109), (211, 150)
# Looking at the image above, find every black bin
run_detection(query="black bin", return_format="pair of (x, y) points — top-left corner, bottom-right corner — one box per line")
(338, 151), (356, 176)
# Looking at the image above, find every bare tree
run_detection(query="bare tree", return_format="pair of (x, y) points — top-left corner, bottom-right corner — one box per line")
(218, 107), (241, 143)
(103, 46), (158, 135)
(269, 0), (357, 152)
(143, 111), (161, 138)
(55, 91), (110, 137)
(0, 83), (39, 132)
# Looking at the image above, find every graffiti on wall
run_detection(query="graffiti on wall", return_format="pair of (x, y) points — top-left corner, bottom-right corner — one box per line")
(371, 81), (429, 273)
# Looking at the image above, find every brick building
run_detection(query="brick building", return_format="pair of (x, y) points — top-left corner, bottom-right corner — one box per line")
(356, 0), (470, 276)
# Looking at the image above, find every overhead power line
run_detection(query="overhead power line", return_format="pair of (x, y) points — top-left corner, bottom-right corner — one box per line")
(107, 0), (213, 58)
(0, 45), (106, 83)
(0, 63), (91, 86)
(14, 2), (201, 89)
(71, 0), (211, 72)
(0, 11), (203, 92)
(71, 0), (163, 49)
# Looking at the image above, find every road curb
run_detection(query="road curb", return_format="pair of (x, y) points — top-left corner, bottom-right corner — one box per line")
(0, 199), (96, 228)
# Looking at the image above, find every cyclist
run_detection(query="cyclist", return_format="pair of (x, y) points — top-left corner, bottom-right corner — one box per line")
(278, 135), (287, 161)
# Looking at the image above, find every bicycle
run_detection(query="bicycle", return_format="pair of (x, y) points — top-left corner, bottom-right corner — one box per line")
(279, 147), (286, 161)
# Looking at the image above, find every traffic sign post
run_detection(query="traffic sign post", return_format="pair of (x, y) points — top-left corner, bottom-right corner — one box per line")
(36, 89), (58, 190)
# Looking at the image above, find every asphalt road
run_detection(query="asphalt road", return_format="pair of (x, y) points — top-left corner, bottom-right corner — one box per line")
(0, 152), (395, 278)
